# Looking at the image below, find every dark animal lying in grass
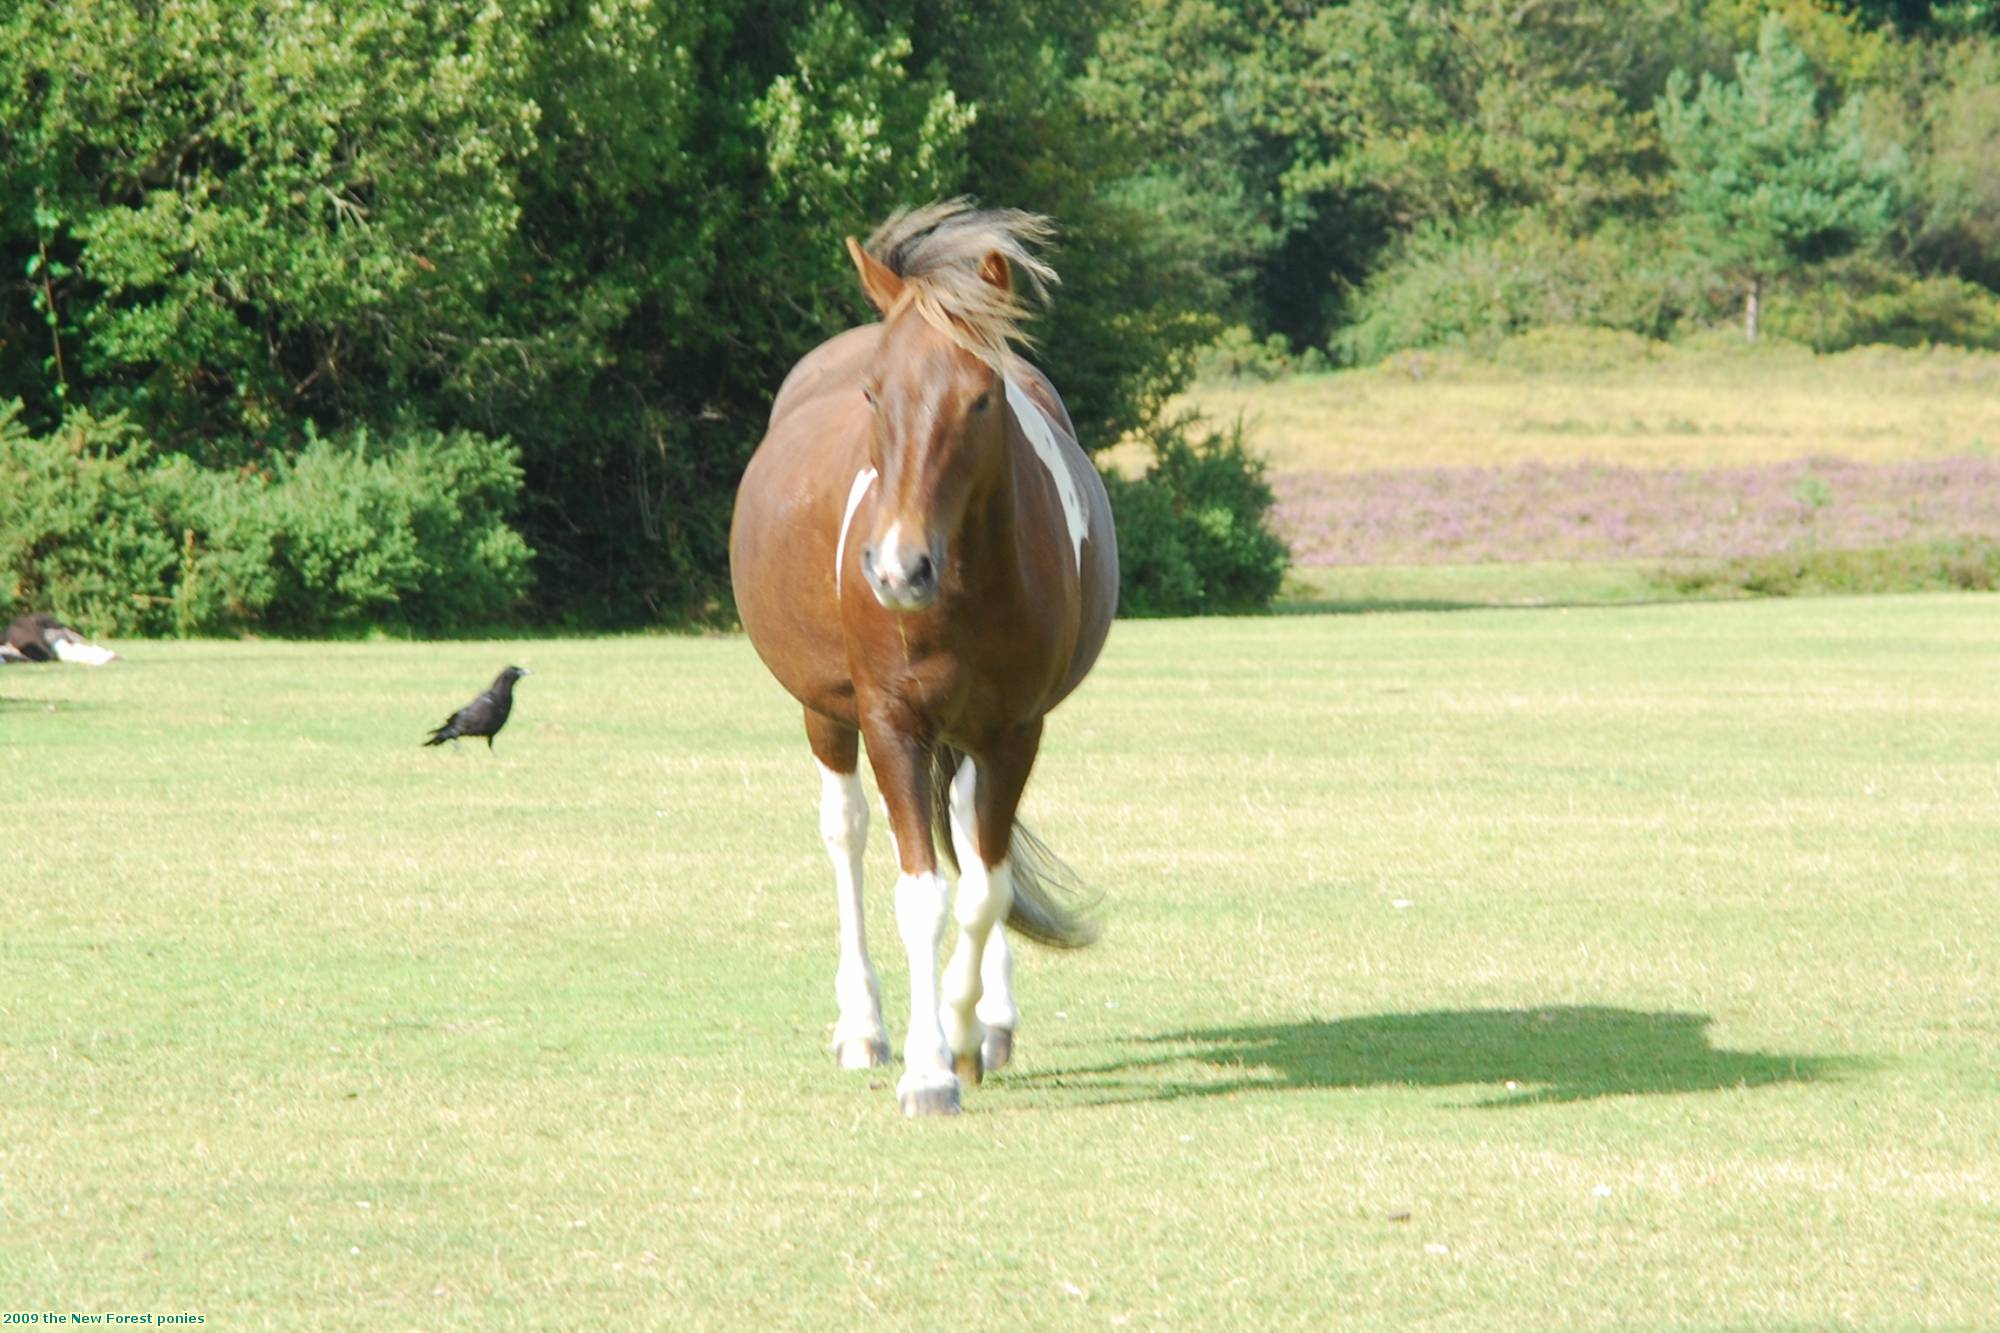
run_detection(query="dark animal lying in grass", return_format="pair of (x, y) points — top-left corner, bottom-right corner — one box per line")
(423, 666), (532, 748)
(3, 613), (120, 665)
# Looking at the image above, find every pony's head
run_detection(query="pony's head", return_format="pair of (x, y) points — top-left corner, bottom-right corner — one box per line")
(845, 201), (1056, 613)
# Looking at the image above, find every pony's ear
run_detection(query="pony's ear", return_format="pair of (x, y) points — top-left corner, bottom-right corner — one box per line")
(846, 236), (904, 315)
(978, 249), (1012, 293)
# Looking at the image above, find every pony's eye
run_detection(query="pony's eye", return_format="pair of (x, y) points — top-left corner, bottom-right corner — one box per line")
(969, 392), (992, 414)
(861, 384), (879, 409)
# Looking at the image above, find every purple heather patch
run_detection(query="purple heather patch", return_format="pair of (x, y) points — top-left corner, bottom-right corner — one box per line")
(1272, 456), (2000, 566)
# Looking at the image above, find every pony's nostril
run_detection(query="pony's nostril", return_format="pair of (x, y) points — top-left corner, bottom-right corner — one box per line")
(907, 552), (935, 591)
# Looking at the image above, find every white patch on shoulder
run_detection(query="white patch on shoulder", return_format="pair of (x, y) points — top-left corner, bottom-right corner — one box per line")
(835, 467), (877, 599)
(1005, 378), (1087, 572)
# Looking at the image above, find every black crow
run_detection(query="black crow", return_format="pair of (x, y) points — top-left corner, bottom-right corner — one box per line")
(424, 666), (531, 748)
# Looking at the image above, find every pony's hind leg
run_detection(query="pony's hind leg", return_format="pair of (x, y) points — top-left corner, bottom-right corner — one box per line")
(945, 756), (1018, 1081)
(939, 725), (1039, 1084)
(807, 711), (889, 1070)
(977, 928), (1017, 1073)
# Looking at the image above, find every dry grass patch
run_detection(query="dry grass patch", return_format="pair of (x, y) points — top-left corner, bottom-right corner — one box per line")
(1154, 342), (2000, 475)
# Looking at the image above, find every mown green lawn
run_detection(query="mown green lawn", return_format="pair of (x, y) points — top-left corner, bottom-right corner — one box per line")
(4, 598), (1996, 1326)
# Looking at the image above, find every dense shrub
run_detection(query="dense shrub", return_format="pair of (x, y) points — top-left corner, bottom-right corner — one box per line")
(1764, 258), (2000, 350)
(1196, 326), (1331, 382)
(1336, 215), (1698, 364)
(0, 407), (182, 635)
(240, 427), (534, 633)
(1660, 540), (2000, 598)
(0, 403), (532, 636)
(1103, 415), (1290, 617)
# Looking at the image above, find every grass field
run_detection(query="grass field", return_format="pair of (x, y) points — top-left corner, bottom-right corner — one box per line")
(1163, 341), (2000, 611)
(1174, 341), (2000, 475)
(4, 599), (1998, 1326)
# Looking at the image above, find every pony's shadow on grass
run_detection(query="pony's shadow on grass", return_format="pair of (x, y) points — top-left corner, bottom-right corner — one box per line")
(1014, 1007), (1865, 1108)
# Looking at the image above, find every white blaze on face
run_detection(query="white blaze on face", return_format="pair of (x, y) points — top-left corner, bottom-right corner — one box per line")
(834, 467), (877, 598)
(873, 520), (913, 583)
(1004, 378), (1087, 573)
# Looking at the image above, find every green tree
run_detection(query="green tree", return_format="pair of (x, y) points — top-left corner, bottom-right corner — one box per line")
(1, 0), (1214, 624)
(0, 0), (539, 448)
(1077, 0), (1685, 350)
(1903, 38), (2000, 288)
(1657, 14), (1907, 340)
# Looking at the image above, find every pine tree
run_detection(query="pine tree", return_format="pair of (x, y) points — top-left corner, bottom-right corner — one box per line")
(1657, 15), (1906, 341)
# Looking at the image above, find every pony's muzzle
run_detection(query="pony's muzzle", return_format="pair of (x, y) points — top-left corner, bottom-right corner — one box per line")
(860, 534), (942, 612)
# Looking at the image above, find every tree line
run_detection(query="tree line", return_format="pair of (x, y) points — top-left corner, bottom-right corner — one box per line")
(2, 1), (1995, 631)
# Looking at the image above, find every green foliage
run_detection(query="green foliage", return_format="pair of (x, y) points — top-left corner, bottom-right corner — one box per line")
(1286, 1), (1676, 231)
(0, 402), (530, 636)
(0, 0), (1215, 626)
(1661, 539), (2000, 597)
(231, 427), (534, 634)
(1901, 38), (2000, 287)
(1339, 214), (1697, 363)
(1078, 0), (1997, 364)
(1657, 15), (1908, 324)
(1764, 255), (2000, 348)
(1080, 0), (1686, 348)
(1197, 326), (1328, 383)
(0, 0), (539, 448)
(5, 0), (2000, 624)
(0, 405), (183, 634)
(1103, 415), (1289, 616)
(753, 5), (973, 221)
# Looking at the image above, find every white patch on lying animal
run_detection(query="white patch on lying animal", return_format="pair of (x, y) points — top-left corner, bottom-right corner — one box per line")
(51, 638), (118, 666)
(835, 467), (877, 599)
(1005, 378), (1086, 572)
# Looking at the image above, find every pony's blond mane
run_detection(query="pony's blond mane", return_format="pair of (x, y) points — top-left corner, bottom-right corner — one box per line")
(865, 199), (1058, 367)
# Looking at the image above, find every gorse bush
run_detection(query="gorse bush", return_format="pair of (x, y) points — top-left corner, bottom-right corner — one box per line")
(1103, 415), (1290, 617)
(0, 402), (531, 636)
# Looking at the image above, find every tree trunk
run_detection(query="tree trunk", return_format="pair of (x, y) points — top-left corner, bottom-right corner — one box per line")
(1744, 275), (1761, 343)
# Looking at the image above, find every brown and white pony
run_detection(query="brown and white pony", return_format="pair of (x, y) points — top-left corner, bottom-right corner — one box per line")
(730, 202), (1118, 1116)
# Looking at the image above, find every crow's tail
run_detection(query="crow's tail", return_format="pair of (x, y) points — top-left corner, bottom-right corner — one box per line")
(926, 745), (1101, 949)
(422, 726), (456, 747)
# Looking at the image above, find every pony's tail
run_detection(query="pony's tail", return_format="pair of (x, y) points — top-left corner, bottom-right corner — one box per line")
(927, 746), (1101, 950)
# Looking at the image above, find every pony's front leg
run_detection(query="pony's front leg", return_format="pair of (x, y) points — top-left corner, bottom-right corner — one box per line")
(807, 713), (888, 1070)
(862, 719), (960, 1116)
(940, 725), (1038, 1084)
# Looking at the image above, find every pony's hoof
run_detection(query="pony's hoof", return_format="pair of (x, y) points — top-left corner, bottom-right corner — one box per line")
(835, 1037), (891, 1070)
(981, 1026), (1014, 1073)
(953, 1050), (983, 1087)
(897, 1074), (962, 1117)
